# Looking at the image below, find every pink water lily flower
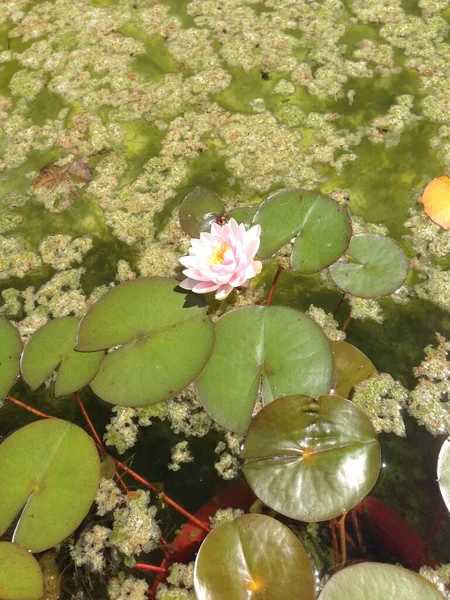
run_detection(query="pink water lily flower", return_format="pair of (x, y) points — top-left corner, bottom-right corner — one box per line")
(179, 218), (262, 300)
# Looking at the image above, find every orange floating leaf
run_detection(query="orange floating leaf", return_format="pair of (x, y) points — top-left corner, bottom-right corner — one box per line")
(421, 175), (450, 229)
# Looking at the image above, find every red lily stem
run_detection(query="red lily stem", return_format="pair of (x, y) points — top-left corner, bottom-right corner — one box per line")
(134, 563), (168, 574)
(339, 512), (348, 568)
(330, 519), (339, 567)
(7, 395), (56, 419)
(333, 293), (346, 318)
(266, 265), (283, 307)
(341, 314), (352, 332)
(113, 457), (210, 534)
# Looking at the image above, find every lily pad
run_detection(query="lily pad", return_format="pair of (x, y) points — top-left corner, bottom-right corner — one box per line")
(194, 514), (315, 600)
(179, 187), (224, 238)
(252, 188), (351, 272)
(0, 319), (22, 400)
(77, 277), (215, 406)
(437, 437), (450, 513)
(318, 562), (444, 600)
(241, 394), (381, 521)
(0, 542), (44, 600)
(195, 305), (332, 434)
(21, 316), (104, 397)
(329, 234), (408, 298)
(0, 419), (100, 552)
(227, 206), (258, 226)
(331, 341), (377, 398)
(421, 175), (450, 230)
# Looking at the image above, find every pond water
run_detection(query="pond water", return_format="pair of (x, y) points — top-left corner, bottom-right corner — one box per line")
(1, 0), (450, 598)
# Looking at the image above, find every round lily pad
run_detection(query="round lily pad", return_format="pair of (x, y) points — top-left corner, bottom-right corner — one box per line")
(227, 206), (258, 226)
(195, 305), (332, 434)
(241, 394), (381, 521)
(0, 542), (44, 600)
(77, 277), (215, 406)
(179, 187), (224, 238)
(331, 341), (377, 398)
(318, 562), (444, 600)
(0, 318), (22, 400)
(194, 514), (315, 600)
(421, 175), (450, 230)
(438, 437), (450, 513)
(21, 316), (104, 397)
(0, 419), (100, 552)
(252, 188), (351, 272)
(329, 234), (408, 298)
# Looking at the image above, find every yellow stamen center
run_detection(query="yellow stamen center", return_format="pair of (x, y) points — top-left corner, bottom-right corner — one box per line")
(209, 242), (229, 264)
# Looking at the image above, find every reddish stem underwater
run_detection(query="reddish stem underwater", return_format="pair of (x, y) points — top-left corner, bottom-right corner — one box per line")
(266, 265), (283, 306)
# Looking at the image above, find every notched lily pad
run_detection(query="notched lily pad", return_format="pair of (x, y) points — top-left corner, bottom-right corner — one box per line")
(252, 188), (351, 272)
(241, 394), (381, 521)
(0, 419), (100, 553)
(21, 316), (104, 397)
(195, 305), (332, 434)
(0, 318), (22, 400)
(194, 514), (315, 600)
(77, 277), (215, 406)
(0, 542), (44, 600)
(329, 234), (408, 298)
(179, 187), (225, 238)
(331, 341), (377, 398)
(318, 562), (444, 600)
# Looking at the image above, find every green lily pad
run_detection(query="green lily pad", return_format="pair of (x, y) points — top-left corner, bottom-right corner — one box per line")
(0, 419), (100, 552)
(318, 563), (444, 600)
(196, 305), (332, 434)
(438, 437), (450, 513)
(329, 234), (408, 298)
(252, 188), (351, 272)
(331, 341), (377, 398)
(77, 277), (215, 406)
(241, 394), (381, 521)
(194, 514), (315, 600)
(227, 206), (258, 226)
(179, 187), (224, 238)
(0, 319), (22, 400)
(21, 317), (104, 397)
(0, 542), (44, 600)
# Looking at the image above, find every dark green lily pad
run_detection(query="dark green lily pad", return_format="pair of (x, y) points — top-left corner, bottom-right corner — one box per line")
(227, 206), (258, 226)
(194, 514), (315, 600)
(329, 234), (408, 298)
(318, 563), (444, 600)
(331, 341), (377, 398)
(0, 319), (22, 400)
(252, 188), (351, 272)
(0, 419), (100, 553)
(21, 317), (104, 397)
(196, 305), (332, 434)
(77, 277), (215, 406)
(438, 437), (450, 513)
(0, 542), (44, 600)
(179, 187), (224, 238)
(241, 394), (381, 521)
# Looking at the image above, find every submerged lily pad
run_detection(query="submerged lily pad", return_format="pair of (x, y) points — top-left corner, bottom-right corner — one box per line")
(0, 419), (100, 552)
(77, 277), (215, 406)
(437, 437), (450, 513)
(252, 188), (351, 272)
(241, 394), (381, 521)
(318, 563), (444, 600)
(329, 234), (408, 298)
(421, 175), (450, 230)
(0, 542), (44, 600)
(195, 305), (332, 434)
(0, 319), (22, 400)
(179, 187), (224, 238)
(21, 317), (104, 397)
(194, 514), (315, 600)
(331, 341), (377, 398)
(227, 206), (258, 226)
